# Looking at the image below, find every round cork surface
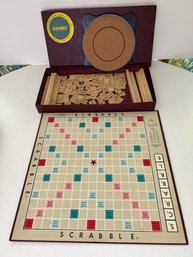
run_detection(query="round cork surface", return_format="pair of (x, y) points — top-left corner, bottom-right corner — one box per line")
(83, 14), (135, 71)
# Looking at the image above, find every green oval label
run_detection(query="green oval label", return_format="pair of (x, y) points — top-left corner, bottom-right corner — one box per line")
(47, 12), (74, 43)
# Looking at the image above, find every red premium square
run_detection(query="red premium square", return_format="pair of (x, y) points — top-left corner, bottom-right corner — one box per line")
(38, 159), (46, 166)
(92, 117), (99, 123)
(151, 221), (161, 231)
(143, 159), (151, 166)
(23, 218), (34, 229)
(48, 117), (55, 122)
(87, 220), (96, 230)
(137, 116), (144, 122)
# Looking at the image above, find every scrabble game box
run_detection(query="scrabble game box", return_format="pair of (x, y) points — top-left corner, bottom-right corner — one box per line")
(11, 5), (187, 244)
(36, 5), (157, 113)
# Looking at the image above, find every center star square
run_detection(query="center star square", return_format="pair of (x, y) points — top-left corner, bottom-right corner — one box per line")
(91, 160), (97, 165)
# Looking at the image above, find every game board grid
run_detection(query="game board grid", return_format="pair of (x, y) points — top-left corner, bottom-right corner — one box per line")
(24, 114), (162, 232)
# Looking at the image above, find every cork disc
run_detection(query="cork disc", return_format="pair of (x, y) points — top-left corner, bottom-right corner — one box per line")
(83, 14), (135, 71)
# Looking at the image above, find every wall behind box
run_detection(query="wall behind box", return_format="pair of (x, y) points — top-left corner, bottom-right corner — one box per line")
(0, 0), (193, 65)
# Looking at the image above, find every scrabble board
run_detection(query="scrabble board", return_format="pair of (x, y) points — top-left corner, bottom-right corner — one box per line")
(10, 111), (187, 244)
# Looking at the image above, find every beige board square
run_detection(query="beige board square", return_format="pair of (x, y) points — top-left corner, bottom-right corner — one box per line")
(69, 220), (78, 229)
(135, 159), (143, 166)
(50, 174), (59, 182)
(145, 174), (154, 182)
(115, 220), (123, 230)
(121, 174), (129, 182)
(42, 219), (52, 229)
(114, 200), (122, 209)
(43, 140), (50, 146)
(61, 209), (69, 219)
(63, 191), (72, 199)
(89, 183), (97, 191)
(104, 160), (113, 166)
(105, 192), (113, 200)
(52, 209), (61, 218)
(57, 182), (65, 190)
(97, 191), (105, 199)
(37, 200), (46, 208)
(128, 159), (135, 166)
(89, 167), (98, 174)
(146, 183), (155, 190)
(134, 153), (142, 159)
(62, 141), (71, 146)
(138, 183), (147, 190)
(105, 201), (113, 209)
(27, 209), (36, 217)
(122, 210), (132, 219)
(35, 174), (43, 182)
(79, 210), (87, 219)
(142, 221), (152, 231)
(122, 183), (130, 191)
(33, 182), (42, 190)
(78, 220), (86, 229)
(133, 221), (142, 231)
(73, 183), (81, 190)
(36, 167), (47, 174)
(89, 174), (97, 181)
(106, 220), (114, 230)
(33, 219), (43, 229)
(82, 175), (89, 182)
(97, 160), (105, 167)
(65, 166), (74, 173)
(150, 210), (160, 220)
(37, 190), (47, 200)
(80, 191), (88, 199)
(47, 190), (55, 198)
(113, 174), (120, 180)
(46, 127), (53, 133)
(129, 174), (137, 182)
(97, 220), (105, 230)
(62, 198), (71, 209)
(141, 145), (148, 151)
(45, 160), (54, 166)
(60, 219), (69, 229)
(97, 174), (105, 182)
(42, 146), (49, 152)
(88, 200), (96, 209)
(114, 192), (122, 200)
(122, 201), (131, 209)
(87, 210), (96, 219)
(54, 200), (63, 208)
(140, 200), (150, 209)
(132, 210), (141, 220)
(97, 210), (104, 219)
(44, 209), (53, 218)
(71, 200), (79, 208)
(130, 191), (139, 200)
(105, 184), (113, 191)
(121, 167), (128, 173)
(65, 174), (73, 181)
(139, 190), (149, 201)
(143, 167), (153, 174)
(67, 160), (76, 166)
(149, 201), (158, 209)
(114, 210), (122, 219)
(45, 151), (55, 158)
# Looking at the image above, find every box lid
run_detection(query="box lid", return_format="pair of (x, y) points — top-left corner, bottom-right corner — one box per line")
(42, 5), (156, 69)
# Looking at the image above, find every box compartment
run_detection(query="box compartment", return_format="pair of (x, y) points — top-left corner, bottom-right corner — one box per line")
(36, 5), (156, 113)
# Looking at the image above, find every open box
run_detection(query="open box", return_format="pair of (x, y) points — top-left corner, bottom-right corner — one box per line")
(36, 5), (157, 113)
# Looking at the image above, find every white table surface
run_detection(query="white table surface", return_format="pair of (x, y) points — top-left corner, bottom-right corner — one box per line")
(0, 61), (193, 257)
